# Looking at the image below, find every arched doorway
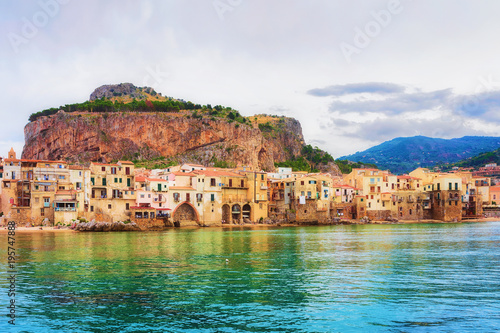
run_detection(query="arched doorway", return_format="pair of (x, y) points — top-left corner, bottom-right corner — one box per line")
(232, 204), (241, 223)
(173, 203), (198, 226)
(222, 204), (231, 223)
(242, 204), (251, 221)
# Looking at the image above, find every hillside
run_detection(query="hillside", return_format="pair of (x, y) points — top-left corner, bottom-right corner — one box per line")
(438, 147), (500, 171)
(340, 136), (500, 174)
(22, 83), (341, 175)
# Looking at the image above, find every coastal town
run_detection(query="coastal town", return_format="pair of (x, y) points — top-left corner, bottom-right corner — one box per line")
(1, 147), (500, 230)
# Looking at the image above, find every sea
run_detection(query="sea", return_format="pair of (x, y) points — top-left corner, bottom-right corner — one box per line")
(1, 222), (499, 332)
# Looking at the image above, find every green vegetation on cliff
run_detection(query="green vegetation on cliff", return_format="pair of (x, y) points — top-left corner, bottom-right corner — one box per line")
(28, 98), (242, 122)
(334, 160), (378, 174)
(275, 145), (335, 172)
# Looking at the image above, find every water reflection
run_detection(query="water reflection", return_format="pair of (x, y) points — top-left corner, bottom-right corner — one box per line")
(0, 223), (499, 332)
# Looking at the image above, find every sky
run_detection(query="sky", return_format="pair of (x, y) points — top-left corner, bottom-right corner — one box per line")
(2, 0), (500, 159)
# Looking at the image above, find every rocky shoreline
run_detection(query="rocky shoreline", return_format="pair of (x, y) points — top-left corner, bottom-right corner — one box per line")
(73, 221), (141, 232)
(1, 217), (495, 233)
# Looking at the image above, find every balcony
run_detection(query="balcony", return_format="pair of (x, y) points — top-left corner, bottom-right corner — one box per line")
(260, 186), (268, 190)
(407, 197), (415, 203)
(55, 207), (76, 212)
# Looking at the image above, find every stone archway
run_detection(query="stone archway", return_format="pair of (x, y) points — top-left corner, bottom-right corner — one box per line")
(173, 202), (198, 226)
(232, 204), (241, 223)
(242, 204), (251, 221)
(222, 204), (231, 223)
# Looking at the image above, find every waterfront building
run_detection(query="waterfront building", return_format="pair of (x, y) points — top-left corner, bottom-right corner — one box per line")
(88, 161), (136, 222)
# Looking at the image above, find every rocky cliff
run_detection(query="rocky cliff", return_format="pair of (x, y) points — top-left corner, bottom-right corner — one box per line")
(22, 111), (313, 172)
(22, 83), (342, 175)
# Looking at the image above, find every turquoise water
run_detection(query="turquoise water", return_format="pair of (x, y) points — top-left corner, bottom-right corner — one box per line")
(1, 222), (500, 332)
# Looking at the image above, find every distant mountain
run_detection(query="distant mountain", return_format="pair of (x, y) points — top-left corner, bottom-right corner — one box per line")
(340, 136), (500, 174)
(439, 147), (500, 171)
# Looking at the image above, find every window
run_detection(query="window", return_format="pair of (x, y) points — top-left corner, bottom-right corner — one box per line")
(186, 193), (190, 202)
(102, 167), (106, 172)
(261, 174), (264, 180)
(241, 180), (244, 187)
(91, 177), (95, 185)
(114, 178), (118, 183)
(108, 204), (112, 209)
(210, 178), (216, 186)
(102, 178), (107, 186)
(148, 194), (151, 198)
(111, 167), (117, 174)
(197, 193), (203, 202)
(437, 183), (440, 191)
(40, 208), (44, 216)
(125, 203), (130, 210)
(90, 206), (94, 212)
(229, 179), (233, 187)
(119, 178), (122, 183)
(211, 194), (215, 202)
(301, 181), (304, 185)
(455, 183), (458, 190)
(140, 194), (145, 198)
(449, 183), (452, 190)
(174, 193), (180, 202)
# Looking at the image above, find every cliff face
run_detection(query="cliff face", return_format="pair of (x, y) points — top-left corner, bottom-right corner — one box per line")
(22, 111), (309, 172)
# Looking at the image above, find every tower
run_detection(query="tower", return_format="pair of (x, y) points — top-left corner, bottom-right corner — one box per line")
(8, 147), (16, 159)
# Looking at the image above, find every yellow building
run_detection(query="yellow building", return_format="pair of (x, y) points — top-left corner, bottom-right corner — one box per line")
(88, 161), (136, 222)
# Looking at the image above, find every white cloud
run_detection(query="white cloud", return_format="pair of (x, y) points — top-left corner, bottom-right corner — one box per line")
(1, 0), (500, 159)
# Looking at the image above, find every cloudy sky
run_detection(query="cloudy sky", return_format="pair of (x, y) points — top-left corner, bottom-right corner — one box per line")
(2, 0), (500, 159)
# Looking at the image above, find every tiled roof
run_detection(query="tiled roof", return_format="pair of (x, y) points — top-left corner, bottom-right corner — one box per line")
(4, 158), (66, 164)
(170, 172), (197, 177)
(192, 170), (244, 177)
